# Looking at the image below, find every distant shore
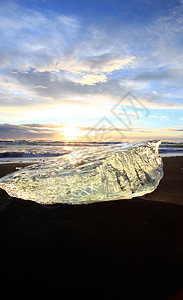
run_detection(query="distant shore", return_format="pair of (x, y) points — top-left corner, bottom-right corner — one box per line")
(0, 157), (183, 299)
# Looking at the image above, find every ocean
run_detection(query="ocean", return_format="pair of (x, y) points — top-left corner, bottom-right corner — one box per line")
(0, 140), (182, 164)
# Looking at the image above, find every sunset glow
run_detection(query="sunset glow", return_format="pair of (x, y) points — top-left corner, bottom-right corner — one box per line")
(0, 0), (183, 141)
(61, 124), (81, 140)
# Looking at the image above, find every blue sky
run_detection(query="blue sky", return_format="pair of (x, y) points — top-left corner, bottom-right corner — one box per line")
(0, 0), (183, 141)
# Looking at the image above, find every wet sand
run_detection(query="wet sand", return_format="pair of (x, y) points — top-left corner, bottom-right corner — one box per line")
(0, 157), (183, 299)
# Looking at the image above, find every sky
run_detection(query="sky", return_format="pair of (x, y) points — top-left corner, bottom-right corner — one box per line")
(0, 0), (183, 142)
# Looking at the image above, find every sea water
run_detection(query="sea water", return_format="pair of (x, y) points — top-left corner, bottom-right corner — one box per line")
(0, 140), (182, 164)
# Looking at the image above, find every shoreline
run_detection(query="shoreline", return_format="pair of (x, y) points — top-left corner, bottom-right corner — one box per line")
(0, 157), (183, 298)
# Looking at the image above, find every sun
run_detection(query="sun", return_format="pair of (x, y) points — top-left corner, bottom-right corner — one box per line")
(61, 123), (80, 140)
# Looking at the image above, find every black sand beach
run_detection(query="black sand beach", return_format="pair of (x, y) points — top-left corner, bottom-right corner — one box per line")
(0, 157), (183, 299)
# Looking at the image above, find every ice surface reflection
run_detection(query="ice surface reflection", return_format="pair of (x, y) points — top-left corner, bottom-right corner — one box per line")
(0, 141), (163, 205)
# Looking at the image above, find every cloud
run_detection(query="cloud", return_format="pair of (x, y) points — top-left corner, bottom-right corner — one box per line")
(0, 1), (135, 77)
(0, 2), (81, 72)
(0, 121), (181, 141)
(160, 116), (170, 121)
(54, 55), (135, 76)
(80, 55), (136, 73)
(0, 0), (183, 132)
(0, 122), (153, 141)
(133, 69), (183, 83)
(74, 73), (108, 85)
(1, 67), (182, 115)
(0, 2), (137, 106)
(0, 123), (61, 139)
(164, 127), (183, 132)
(78, 126), (135, 132)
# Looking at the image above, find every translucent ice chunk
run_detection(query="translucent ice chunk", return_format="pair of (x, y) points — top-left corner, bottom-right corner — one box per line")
(0, 141), (163, 204)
